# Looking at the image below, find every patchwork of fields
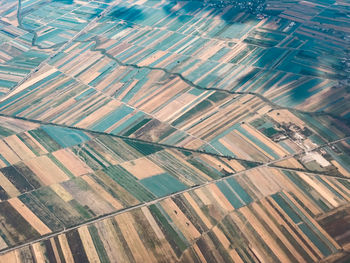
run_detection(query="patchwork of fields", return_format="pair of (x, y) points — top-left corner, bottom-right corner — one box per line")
(0, 0), (112, 96)
(0, 0), (350, 262)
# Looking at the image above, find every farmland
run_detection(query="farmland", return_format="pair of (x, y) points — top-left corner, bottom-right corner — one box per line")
(0, 0), (350, 262)
(0, 0), (110, 96)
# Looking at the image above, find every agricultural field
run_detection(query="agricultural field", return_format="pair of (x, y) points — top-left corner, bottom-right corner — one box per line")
(0, 116), (262, 248)
(0, 0), (349, 262)
(1, 163), (350, 262)
(0, 0), (110, 96)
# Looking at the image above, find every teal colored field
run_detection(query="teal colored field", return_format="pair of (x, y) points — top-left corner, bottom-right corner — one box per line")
(140, 173), (188, 197)
(41, 125), (90, 148)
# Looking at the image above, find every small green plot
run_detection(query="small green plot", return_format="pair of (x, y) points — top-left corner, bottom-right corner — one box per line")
(216, 181), (244, 209)
(140, 173), (187, 197)
(125, 140), (163, 155)
(0, 125), (14, 137)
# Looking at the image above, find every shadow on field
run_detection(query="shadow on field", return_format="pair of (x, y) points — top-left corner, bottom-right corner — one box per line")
(162, 0), (266, 23)
(109, 5), (145, 23)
